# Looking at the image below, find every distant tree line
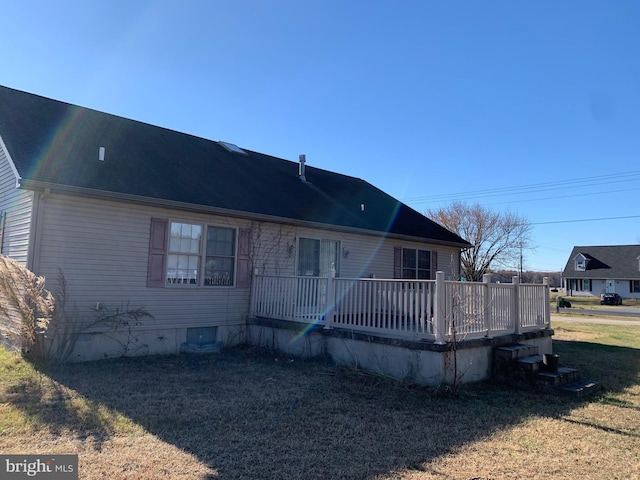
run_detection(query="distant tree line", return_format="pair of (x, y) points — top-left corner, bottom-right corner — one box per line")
(491, 270), (561, 287)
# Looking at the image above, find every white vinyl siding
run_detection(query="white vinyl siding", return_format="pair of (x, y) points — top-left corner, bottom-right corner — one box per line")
(258, 225), (459, 281)
(33, 193), (463, 335)
(35, 195), (250, 331)
(239, 222), (460, 281)
(0, 141), (33, 266)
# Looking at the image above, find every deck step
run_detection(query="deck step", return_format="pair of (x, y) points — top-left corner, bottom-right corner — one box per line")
(557, 379), (602, 397)
(492, 344), (600, 397)
(536, 367), (580, 386)
(494, 344), (539, 361)
(515, 355), (544, 373)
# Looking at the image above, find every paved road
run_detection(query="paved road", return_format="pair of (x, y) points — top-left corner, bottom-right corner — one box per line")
(556, 305), (640, 318)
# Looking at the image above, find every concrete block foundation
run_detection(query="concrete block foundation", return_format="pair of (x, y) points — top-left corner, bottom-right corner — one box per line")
(247, 317), (554, 387)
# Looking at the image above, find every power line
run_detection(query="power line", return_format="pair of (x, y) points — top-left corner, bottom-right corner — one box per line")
(481, 186), (640, 206)
(408, 170), (640, 201)
(402, 169), (640, 205)
(530, 214), (640, 226)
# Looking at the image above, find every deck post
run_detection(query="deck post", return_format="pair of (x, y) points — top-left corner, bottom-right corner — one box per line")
(543, 276), (551, 329)
(512, 275), (520, 335)
(324, 269), (336, 329)
(434, 271), (446, 344)
(483, 273), (491, 337)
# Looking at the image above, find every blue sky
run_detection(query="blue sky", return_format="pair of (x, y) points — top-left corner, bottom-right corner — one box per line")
(1, 0), (639, 272)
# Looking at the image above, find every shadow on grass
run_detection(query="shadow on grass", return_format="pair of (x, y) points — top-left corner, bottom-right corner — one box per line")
(552, 339), (640, 392)
(2, 368), (129, 451)
(5, 341), (640, 479)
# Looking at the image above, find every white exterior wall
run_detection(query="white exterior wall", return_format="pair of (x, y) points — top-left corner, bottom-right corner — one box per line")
(253, 224), (460, 280)
(602, 279), (640, 299)
(565, 278), (640, 299)
(0, 141), (33, 266)
(29, 192), (462, 360)
(35, 195), (252, 333)
(31, 196), (463, 311)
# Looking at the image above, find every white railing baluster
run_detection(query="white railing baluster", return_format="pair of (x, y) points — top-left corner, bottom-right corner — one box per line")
(250, 273), (549, 341)
(434, 272), (446, 344)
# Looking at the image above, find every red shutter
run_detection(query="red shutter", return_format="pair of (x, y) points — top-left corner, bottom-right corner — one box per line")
(236, 228), (251, 288)
(393, 246), (402, 279)
(147, 218), (168, 288)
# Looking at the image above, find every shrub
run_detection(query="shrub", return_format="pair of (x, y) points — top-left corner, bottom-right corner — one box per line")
(0, 255), (153, 369)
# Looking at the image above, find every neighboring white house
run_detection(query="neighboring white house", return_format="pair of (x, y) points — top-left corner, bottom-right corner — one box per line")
(0, 85), (471, 361)
(562, 245), (640, 299)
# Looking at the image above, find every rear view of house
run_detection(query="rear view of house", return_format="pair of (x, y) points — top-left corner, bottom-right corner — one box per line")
(0, 85), (471, 362)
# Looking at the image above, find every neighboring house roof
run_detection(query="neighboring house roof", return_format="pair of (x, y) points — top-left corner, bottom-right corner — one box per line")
(0, 85), (469, 247)
(563, 245), (640, 279)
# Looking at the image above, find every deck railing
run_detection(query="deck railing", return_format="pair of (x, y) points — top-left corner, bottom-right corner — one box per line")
(251, 271), (550, 343)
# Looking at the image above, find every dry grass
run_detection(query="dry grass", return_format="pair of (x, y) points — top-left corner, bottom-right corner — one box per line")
(1, 324), (639, 480)
(550, 294), (640, 309)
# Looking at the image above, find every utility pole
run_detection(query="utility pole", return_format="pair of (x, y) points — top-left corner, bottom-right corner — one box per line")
(519, 237), (523, 281)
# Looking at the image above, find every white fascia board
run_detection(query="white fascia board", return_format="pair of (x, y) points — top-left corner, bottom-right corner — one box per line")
(20, 179), (471, 249)
(0, 133), (22, 188)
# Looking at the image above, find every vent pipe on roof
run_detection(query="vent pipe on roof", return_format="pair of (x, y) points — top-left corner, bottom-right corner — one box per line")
(298, 154), (306, 181)
(98, 146), (106, 161)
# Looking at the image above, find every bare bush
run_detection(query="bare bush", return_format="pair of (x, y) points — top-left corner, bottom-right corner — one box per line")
(0, 255), (153, 369)
(0, 255), (54, 364)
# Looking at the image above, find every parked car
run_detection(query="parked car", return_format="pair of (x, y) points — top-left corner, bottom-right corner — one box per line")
(600, 293), (623, 305)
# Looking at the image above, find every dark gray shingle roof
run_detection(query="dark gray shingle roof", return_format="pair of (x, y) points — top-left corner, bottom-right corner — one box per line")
(563, 245), (640, 279)
(0, 85), (469, 247)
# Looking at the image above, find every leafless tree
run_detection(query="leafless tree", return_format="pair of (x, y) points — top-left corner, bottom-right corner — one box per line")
(427, 202), (532, 282)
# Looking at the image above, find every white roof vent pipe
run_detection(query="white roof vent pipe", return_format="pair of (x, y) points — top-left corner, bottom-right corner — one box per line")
(298, 154), (306, 181)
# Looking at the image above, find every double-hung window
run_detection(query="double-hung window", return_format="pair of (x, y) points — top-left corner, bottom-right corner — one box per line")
(167, 223), (202, 284)
(166, 221), (236, 286)
(204, 226), (236, 286)
(402, 248), (432, 279)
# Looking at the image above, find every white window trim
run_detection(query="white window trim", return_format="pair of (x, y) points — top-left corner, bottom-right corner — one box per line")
(401, 247), (432, 280)
(296, 236), (340, 277)
(574, 254), (588, 272)
(166, 220), (239, 288)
